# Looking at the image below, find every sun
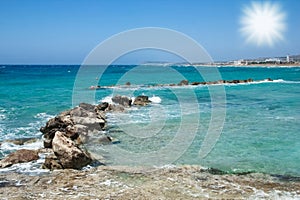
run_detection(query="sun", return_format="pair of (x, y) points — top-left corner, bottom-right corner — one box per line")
(240, 1), (286, 47)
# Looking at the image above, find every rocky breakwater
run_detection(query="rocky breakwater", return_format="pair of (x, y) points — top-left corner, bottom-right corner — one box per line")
(39, 102), (111, 170)
(40, 96), (151, 170)
(0, 95), (152, 170)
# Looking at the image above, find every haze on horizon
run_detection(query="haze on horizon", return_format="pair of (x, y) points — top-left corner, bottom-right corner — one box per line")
(0, 0), (299, 64)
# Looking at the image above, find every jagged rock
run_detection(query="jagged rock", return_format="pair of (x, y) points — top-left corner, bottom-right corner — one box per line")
(178, 80), (189, 86)
(96, 102), (109, 111)
(43, 138), (52, 148)
(40, 102), (111, 169)
(112, 95), (132, 107)
(133, 95), (151, 106)
(40, 116), (69, 146)
(41, 102), (107, 148)
(65, 124), (88, 139)
(51, 131), (92, 169)
(79, 102), (96, 112)
(42, 153), (63, 170)
(71, 116), (105, 130)
(0, 149), (39, 168)
(70, 107), (97, 118)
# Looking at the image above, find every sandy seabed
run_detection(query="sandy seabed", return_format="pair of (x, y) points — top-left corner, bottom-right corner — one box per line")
(0, 165), (299, 200)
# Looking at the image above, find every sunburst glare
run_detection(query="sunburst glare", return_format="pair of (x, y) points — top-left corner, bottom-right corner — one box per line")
(240, 1), (286, 47)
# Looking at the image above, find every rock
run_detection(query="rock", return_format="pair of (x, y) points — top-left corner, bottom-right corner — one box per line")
(79, 102), (96, 112)
(40, 116), (69, 146)
(40, 102), (114, 169)
(178, 80), (189, 86)
(239, 79), (248, 83)
(71, 116), (106, 130)
(41, 102), (107, 148)
(42, 153), (63, 170)
(217, 80), (226, 84)
(43, 138), (52, 148)
(95, 110), (106, 120)
(76, 128), (106, 145)
(51, 131), (92, 169)
(98, 135), (112, 145)
(266, 78), (273, 81)
(133, 95), (151, 106)
(107, 104), (125, 112)
(66, 124), (88, 139)
(0, 149), (39, 168)
(70, 107), (97, 118)
(112, 95), (132, 107)
(125, 82), (131, 86)
(96, 102), (109, 111)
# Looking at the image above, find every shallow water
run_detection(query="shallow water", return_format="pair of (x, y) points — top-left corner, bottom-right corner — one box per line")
(0, 65), (299, 176)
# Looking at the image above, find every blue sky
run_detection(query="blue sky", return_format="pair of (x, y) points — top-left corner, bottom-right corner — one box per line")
(0, 0), (299, 64)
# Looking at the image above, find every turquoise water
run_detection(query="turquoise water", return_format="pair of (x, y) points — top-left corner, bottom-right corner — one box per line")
(0, 65), (299, 176)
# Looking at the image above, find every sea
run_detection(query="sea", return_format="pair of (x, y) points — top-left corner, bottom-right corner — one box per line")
(0, 64), (299, 177)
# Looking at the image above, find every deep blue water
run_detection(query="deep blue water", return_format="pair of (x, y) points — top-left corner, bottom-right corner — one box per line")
(0, 65), (299, 176)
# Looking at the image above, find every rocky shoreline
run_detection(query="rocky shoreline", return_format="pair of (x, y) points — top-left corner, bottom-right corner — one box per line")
(0, 165), (299, 199)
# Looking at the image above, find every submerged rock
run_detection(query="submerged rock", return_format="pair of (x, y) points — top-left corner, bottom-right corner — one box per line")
(0, 149), (39, 168)
(4, 137), (38, 145)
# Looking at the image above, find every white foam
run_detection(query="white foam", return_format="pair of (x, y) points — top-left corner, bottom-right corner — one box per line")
(0, 108), (6, 120)
(149, 95), (162, 104)
(0, 114), (5, 120)
(0, 139), (43, 152)
(0, 158), (49, 175)
(272, 79), (284, 83)
(100, 96), (113, 104)
(34, 112), (54, 120)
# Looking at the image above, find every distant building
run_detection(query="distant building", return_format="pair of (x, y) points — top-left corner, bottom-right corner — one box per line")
(287, 54), (290, 62)
(265, 58), (281, 63)
(234, 59), (248, 65)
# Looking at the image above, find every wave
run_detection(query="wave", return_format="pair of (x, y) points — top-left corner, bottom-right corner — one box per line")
(0, 150), (49, 175)
(0, 112), (54, 141)
(100, 95), (162, 104)
(149, 95), (162, 104)
(0, 140), (43, 152)
(34, 112), (54, 120)
(100, 96), (113, 104)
